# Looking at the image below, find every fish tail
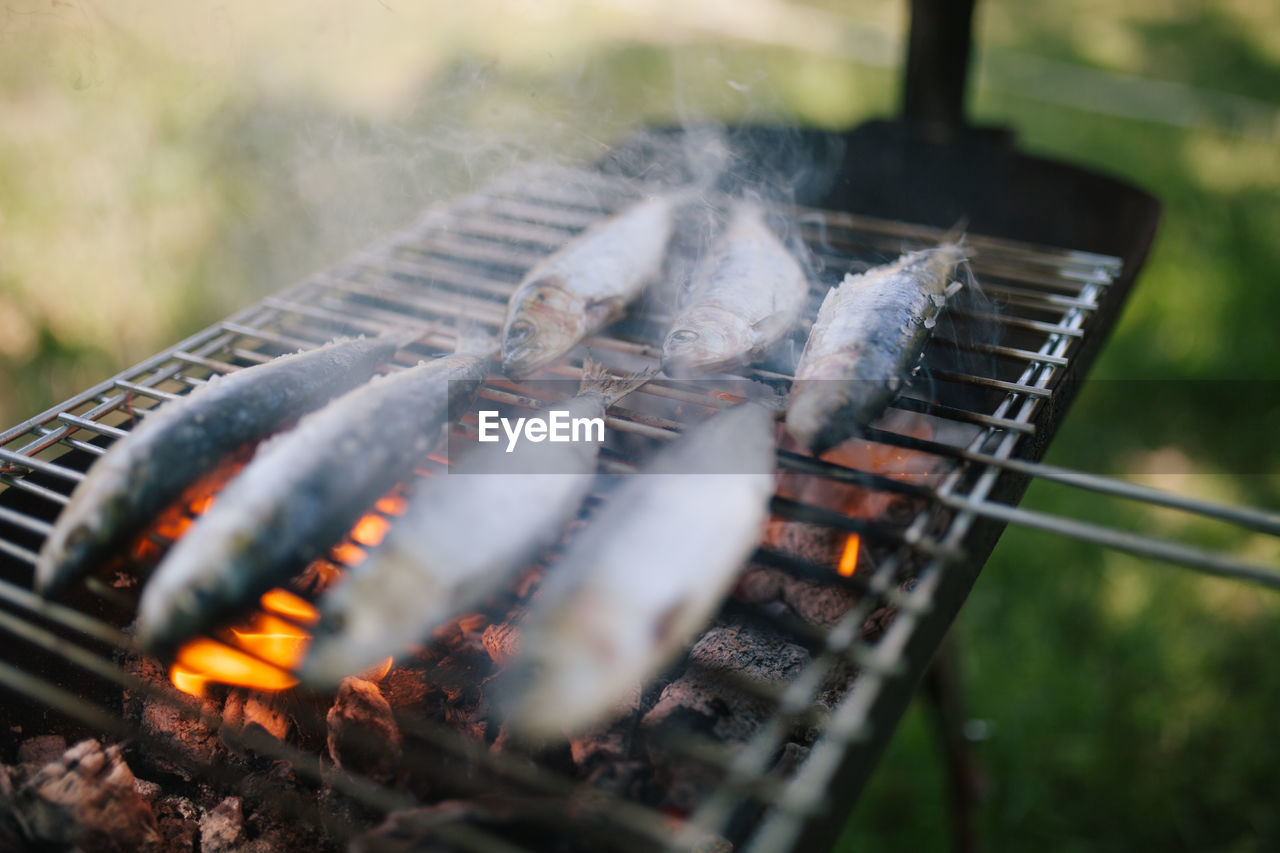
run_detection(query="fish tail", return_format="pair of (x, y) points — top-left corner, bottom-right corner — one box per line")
(578, 356), (655, 404)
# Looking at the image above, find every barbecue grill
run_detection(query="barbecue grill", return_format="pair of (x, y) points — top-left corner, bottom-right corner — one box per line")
(2, 2), (1277, 851)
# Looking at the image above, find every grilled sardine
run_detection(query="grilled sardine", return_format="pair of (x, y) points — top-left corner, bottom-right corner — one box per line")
(786, 244), (965, 454)
(35, 333), (406, 598)
(135, 351), (490, 654)
(662, 202), (808, 377)
(501, 194), (677, 378)
(300, 361), (652, 686)
(499, 402), (776, 737)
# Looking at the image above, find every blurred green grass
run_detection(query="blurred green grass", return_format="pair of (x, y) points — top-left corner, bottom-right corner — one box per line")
(3, 1), (1278, 849)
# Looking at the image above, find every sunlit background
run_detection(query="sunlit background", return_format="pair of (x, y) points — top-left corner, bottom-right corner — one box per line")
(4, 1), (1279, 848)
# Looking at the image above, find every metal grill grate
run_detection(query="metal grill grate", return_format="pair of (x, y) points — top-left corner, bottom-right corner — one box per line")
(0, 158), (1270, 852)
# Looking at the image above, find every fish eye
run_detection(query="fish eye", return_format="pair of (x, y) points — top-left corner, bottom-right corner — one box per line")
(669, 329), (699, 344)
(507, 320), (536, 344)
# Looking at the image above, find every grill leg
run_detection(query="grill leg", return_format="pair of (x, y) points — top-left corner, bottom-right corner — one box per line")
(922, 637), (985, 853)
(902, 0), (977, 131)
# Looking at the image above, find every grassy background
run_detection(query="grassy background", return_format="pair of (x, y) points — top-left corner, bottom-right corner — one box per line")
(3, 1), (1278, 849)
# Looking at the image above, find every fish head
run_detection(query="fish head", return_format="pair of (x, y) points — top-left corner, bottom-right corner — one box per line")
(34, 456), (139, 597)
(35, 515), (105, 596)
(501, 277), (588, 378)
(662, 307), (753, 377)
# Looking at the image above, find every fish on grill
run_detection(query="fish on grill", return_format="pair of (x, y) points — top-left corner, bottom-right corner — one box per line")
(501, 193), (679, 378)
(134, 348), (491, 655)
(662, 202), (809, 377)
(786, 243), (965, 454)
(498, 401), (777, 738)
(300, 360), (653, 687)
(35, 333), (408, 598)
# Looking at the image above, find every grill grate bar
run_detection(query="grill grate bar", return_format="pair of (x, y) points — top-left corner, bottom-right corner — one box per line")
(112, 379), (183, 403)
(0, 505), (53, 537)
(56, 413), (130, 440)
(0, 539), (38, 566)
(0, 447), (85, 483)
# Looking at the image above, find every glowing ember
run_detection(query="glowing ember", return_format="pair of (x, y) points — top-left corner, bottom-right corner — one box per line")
(350, 513), (391, 547)
(838, 533), (860, 577)
(331, 541), (368, 567)
(374, 494), (407, 515)
(189, 493), (216, 514)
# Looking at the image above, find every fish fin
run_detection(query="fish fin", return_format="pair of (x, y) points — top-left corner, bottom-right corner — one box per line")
(940, 218), (969, 248)
(578, 356), (655, 404)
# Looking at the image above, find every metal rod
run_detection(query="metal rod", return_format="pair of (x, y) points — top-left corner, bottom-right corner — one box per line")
(864, 427), (1280, 537)
(56, 413), (130, 440)
(948, 494), (1280, 590)
(113, 379), (182, 402)
(0, 504), (52, 537)
(0, 446), (84, 483)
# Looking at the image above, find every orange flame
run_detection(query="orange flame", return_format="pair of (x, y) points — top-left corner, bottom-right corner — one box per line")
(170, 639), (298, 698)
(166, 498), (404, 697)
(169, 588), (317, 698)
(838, 533), (860, 577)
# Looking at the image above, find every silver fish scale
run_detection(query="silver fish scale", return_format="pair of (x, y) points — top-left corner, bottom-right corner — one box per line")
(786, 246), (963, 453)
(34, 334), (401, 597)
(663, 203), (809, 376)
(135, 353), (488, 652)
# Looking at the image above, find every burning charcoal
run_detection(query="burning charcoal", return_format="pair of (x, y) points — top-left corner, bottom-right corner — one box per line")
(764, 518), (842, 570)
(17, 734), (68, 769)
(480, 617), (522, 666)
(152, 795), (199, 852)
(380, 664), (436, 710)
(644, 623), (809, 743)
(327, 677), (402, 783)
(223, 689), (292, 745)
(17, 739), (161, 852)
(200, 795), (246, 853)
(350, 797), (586, 853)
(569, 724), (631, 773)
(736, 564), (858, 629)
(121, 653), (225, 780)
(637, 624), (810, 814)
